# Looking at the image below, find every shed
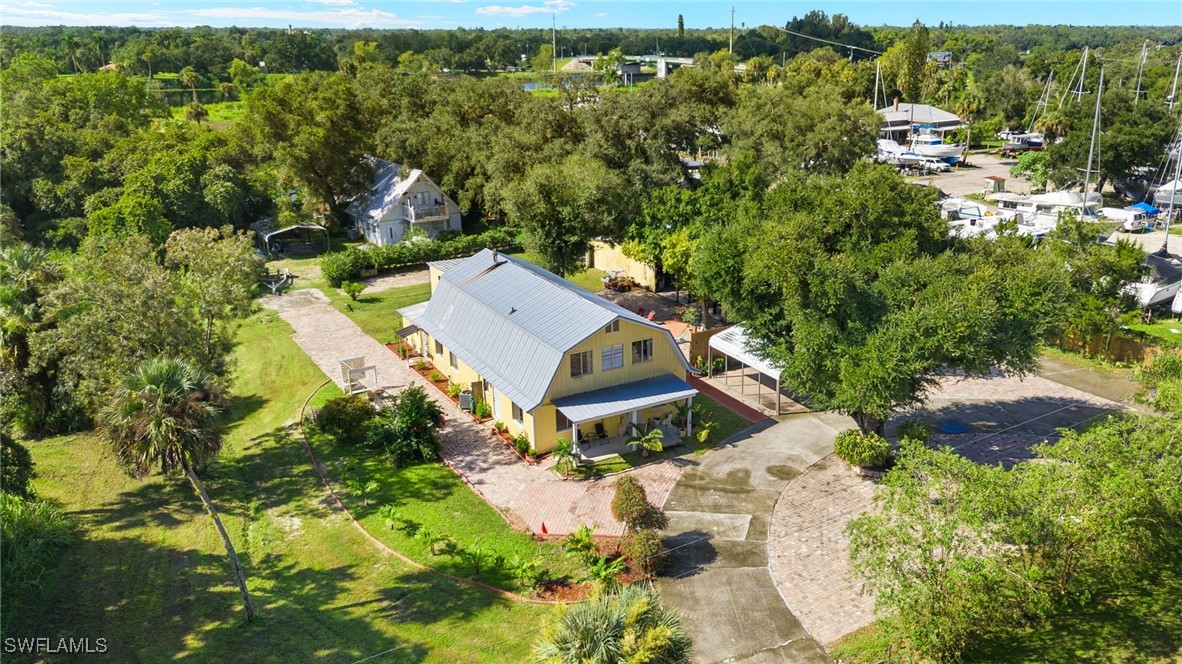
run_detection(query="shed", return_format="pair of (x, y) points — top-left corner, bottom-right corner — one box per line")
(250, 217), (329, 255)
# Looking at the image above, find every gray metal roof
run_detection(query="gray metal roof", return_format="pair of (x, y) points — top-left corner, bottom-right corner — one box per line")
(427, 258), (467, 274)
(553, 374), (697, 423)
(877, 103), (962, 132)
(411, 249), (688, 412)
(397, 301), (429, 321)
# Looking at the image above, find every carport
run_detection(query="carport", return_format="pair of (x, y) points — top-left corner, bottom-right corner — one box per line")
(707, 326), (788, 414)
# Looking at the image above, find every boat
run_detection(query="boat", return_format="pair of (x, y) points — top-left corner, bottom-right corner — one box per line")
(908, 126), (965, 163)
(1133, 253), (1182, 308)
(1154, 179), (1182, 208)
(989, 190), (1101, 232)
(876, 139), (924, 167)
(1000, 132), (1045, 157)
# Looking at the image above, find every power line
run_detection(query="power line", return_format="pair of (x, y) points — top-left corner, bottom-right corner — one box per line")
(771, 25), (883, 56)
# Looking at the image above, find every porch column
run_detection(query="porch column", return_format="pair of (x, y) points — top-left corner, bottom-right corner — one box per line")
(630, 410), (640, 450)
(685, 396), (693, 439)
(572, 421), (581, 462)
(708, 347), (713, 379)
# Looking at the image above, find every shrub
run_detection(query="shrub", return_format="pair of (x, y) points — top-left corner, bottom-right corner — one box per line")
(834, 430), (889, 468)
(473, 400), (492, 419)
(314, 395), (375, 446)
(365, 386), (443, 467)
(446, 382), (466, 398)
(621, 528), (664, 578)
(679, 305), (701, 326)
(340, 280), (365, 301)
(611, 475), (669, 532)
(514, 433), (531, 456)
(534, 587), (691, 663)
(319, 228), (522, 286)
(494, 420), (506, 433)
(428, 370), (444, 383)
(413, 358), (428, 371)
(1, 434), (35, 499)
(895, 420), (932, 444)
(1, 494), (74, 604)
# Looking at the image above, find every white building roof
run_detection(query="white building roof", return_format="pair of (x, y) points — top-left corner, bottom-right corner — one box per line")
(877, 103), (963, 133)
(708, 325), (781, 379)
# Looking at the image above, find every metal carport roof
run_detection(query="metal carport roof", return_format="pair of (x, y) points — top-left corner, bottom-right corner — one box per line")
(707, 326), (780, 379)
(553, 374), (697, 423)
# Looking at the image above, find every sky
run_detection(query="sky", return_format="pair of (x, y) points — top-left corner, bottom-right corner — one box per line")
(2, 0), (1179, 30)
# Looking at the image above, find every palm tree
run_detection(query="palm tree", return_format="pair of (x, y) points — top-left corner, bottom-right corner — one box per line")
(626, 422), (664, 457)
(218, 82), (233, 101)
(534, 586), (692, 663)
(100, 357), (255, 622)
(180, 66), (200, 103)
(184, 102), (208, 124)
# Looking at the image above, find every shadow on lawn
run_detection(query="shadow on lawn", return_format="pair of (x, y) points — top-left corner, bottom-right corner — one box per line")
(375, 569), (513, 625)
(4, 535), (428, 664)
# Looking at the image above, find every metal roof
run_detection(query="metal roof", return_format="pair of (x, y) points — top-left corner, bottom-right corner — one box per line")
(877, 103), (963, 132)
(708, 326), (781, 379)
(397, 301), (429, 321)
(554, 374), (697, 423)
(410, 249), (688, 412)
(427, 258), (467, 274)
(347, 156), (458, 223)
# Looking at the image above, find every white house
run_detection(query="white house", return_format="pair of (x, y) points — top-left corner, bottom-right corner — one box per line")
(349, 156), (462, 247)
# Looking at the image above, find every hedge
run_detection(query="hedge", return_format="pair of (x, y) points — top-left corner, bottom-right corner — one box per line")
(322, 227), (520, 286)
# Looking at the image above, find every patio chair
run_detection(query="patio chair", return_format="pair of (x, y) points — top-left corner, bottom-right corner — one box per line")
(646, 311), (656, 321)
(638, 307), (647, 316)
(594, 422), (609, 440)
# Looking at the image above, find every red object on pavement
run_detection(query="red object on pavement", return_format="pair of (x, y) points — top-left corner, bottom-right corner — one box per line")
(540, 522), (548, 535)
(438, 414), (446, 429)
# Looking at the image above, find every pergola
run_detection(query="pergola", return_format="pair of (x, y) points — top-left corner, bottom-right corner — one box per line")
(707, 325), (785, 414)
(250, 217), (330, 255)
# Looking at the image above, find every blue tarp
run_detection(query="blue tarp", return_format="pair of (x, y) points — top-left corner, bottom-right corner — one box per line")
(1132, 202), (1161, 216)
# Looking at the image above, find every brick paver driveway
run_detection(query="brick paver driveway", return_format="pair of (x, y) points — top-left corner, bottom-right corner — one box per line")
(262, 289), (679, 536)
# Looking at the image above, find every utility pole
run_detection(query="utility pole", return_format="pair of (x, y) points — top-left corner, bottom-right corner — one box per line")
(729, 7), (735, 55)
(552, 14), (557, 73)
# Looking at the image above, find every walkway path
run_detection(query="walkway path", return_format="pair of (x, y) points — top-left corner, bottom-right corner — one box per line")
(262, 289), (678, 536)
(360, 267), (430, 293)
(657, 411), (853, 663)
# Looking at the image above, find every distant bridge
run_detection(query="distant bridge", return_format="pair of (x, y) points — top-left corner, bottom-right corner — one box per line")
(567, 54), (698, 79)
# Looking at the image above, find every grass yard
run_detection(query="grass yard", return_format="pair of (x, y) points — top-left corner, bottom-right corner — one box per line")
(831, 566), (1182, 662)
(309, 427), (580, 594)
(168, 100), (245, 124)
(9, 309), (556, 662)
(568, 394), (755, 478)
(1123, 317), (1182, 348)
(323, 282), (432, 344)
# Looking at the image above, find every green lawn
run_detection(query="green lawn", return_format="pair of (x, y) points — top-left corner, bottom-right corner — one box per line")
(831, 566), (1182, 662)
(168, 100), (245, 123)
(1124, 318), (1182, 348)
(10, 309), (556, 662)
(323, 282), (432, 344)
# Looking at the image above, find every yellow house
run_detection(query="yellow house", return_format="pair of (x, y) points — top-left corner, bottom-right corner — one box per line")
(397, 249), (696, 457)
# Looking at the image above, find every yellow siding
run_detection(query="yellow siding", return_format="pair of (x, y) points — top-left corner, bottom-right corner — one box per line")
(589, 241), (657, 290)
(427, 264), (446, 292)
(547, 319), (686, 401)
(410, 319), (685, 456)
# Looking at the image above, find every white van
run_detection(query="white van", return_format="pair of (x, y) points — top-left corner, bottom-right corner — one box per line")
(1100, 206), (1149, 232)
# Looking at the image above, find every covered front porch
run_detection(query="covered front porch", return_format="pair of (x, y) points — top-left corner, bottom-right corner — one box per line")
(553, 374), (698, 463)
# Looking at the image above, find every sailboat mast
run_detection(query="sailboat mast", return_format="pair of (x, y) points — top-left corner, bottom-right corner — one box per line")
(873, 61), (881, 110)
(1082, 66), (1104, 216)
(1134, 41), (1148, 105)
(1170, 52), (1182, 111)
(1074, 47), (1090, 102)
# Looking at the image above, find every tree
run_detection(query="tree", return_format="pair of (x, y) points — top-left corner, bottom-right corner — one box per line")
(625, 422), (665, 457)
(1044, 211), (1145, 342)
(1, 433), (35, 499)
(227, 58), (260, 92)
(218, 82), (233, 100)
(531, 44), (554, 76)
(696, 164), (1069, 434)
(242, 72), (373, 224)
(900, 21), (931, 102)
(99, 357), (255, 622)
(364, 385), (442, 466)
(183, 101), (208, 123)
(32, 235), (207, 416)
(534, 586), (692, 664)
(165, 226), (264, 371)
(503, 154), (631, 276)
(0, 243), (63, 436)
(180, 65), (200, 102)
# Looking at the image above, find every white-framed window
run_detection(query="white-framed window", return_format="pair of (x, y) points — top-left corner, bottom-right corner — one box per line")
(512, 402), (523, 423)
(632, 338), (654, 364)
(556, 411), (572, 432)
(602, 344), (624, 371)
(448, 351), (457, 370)
(434, 340), (443, 356)
(571, 350), (594, 378)
(603, 320), (619, 334)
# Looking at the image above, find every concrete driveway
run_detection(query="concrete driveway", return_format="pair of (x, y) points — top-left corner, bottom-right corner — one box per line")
(657, 411), (853, 663)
